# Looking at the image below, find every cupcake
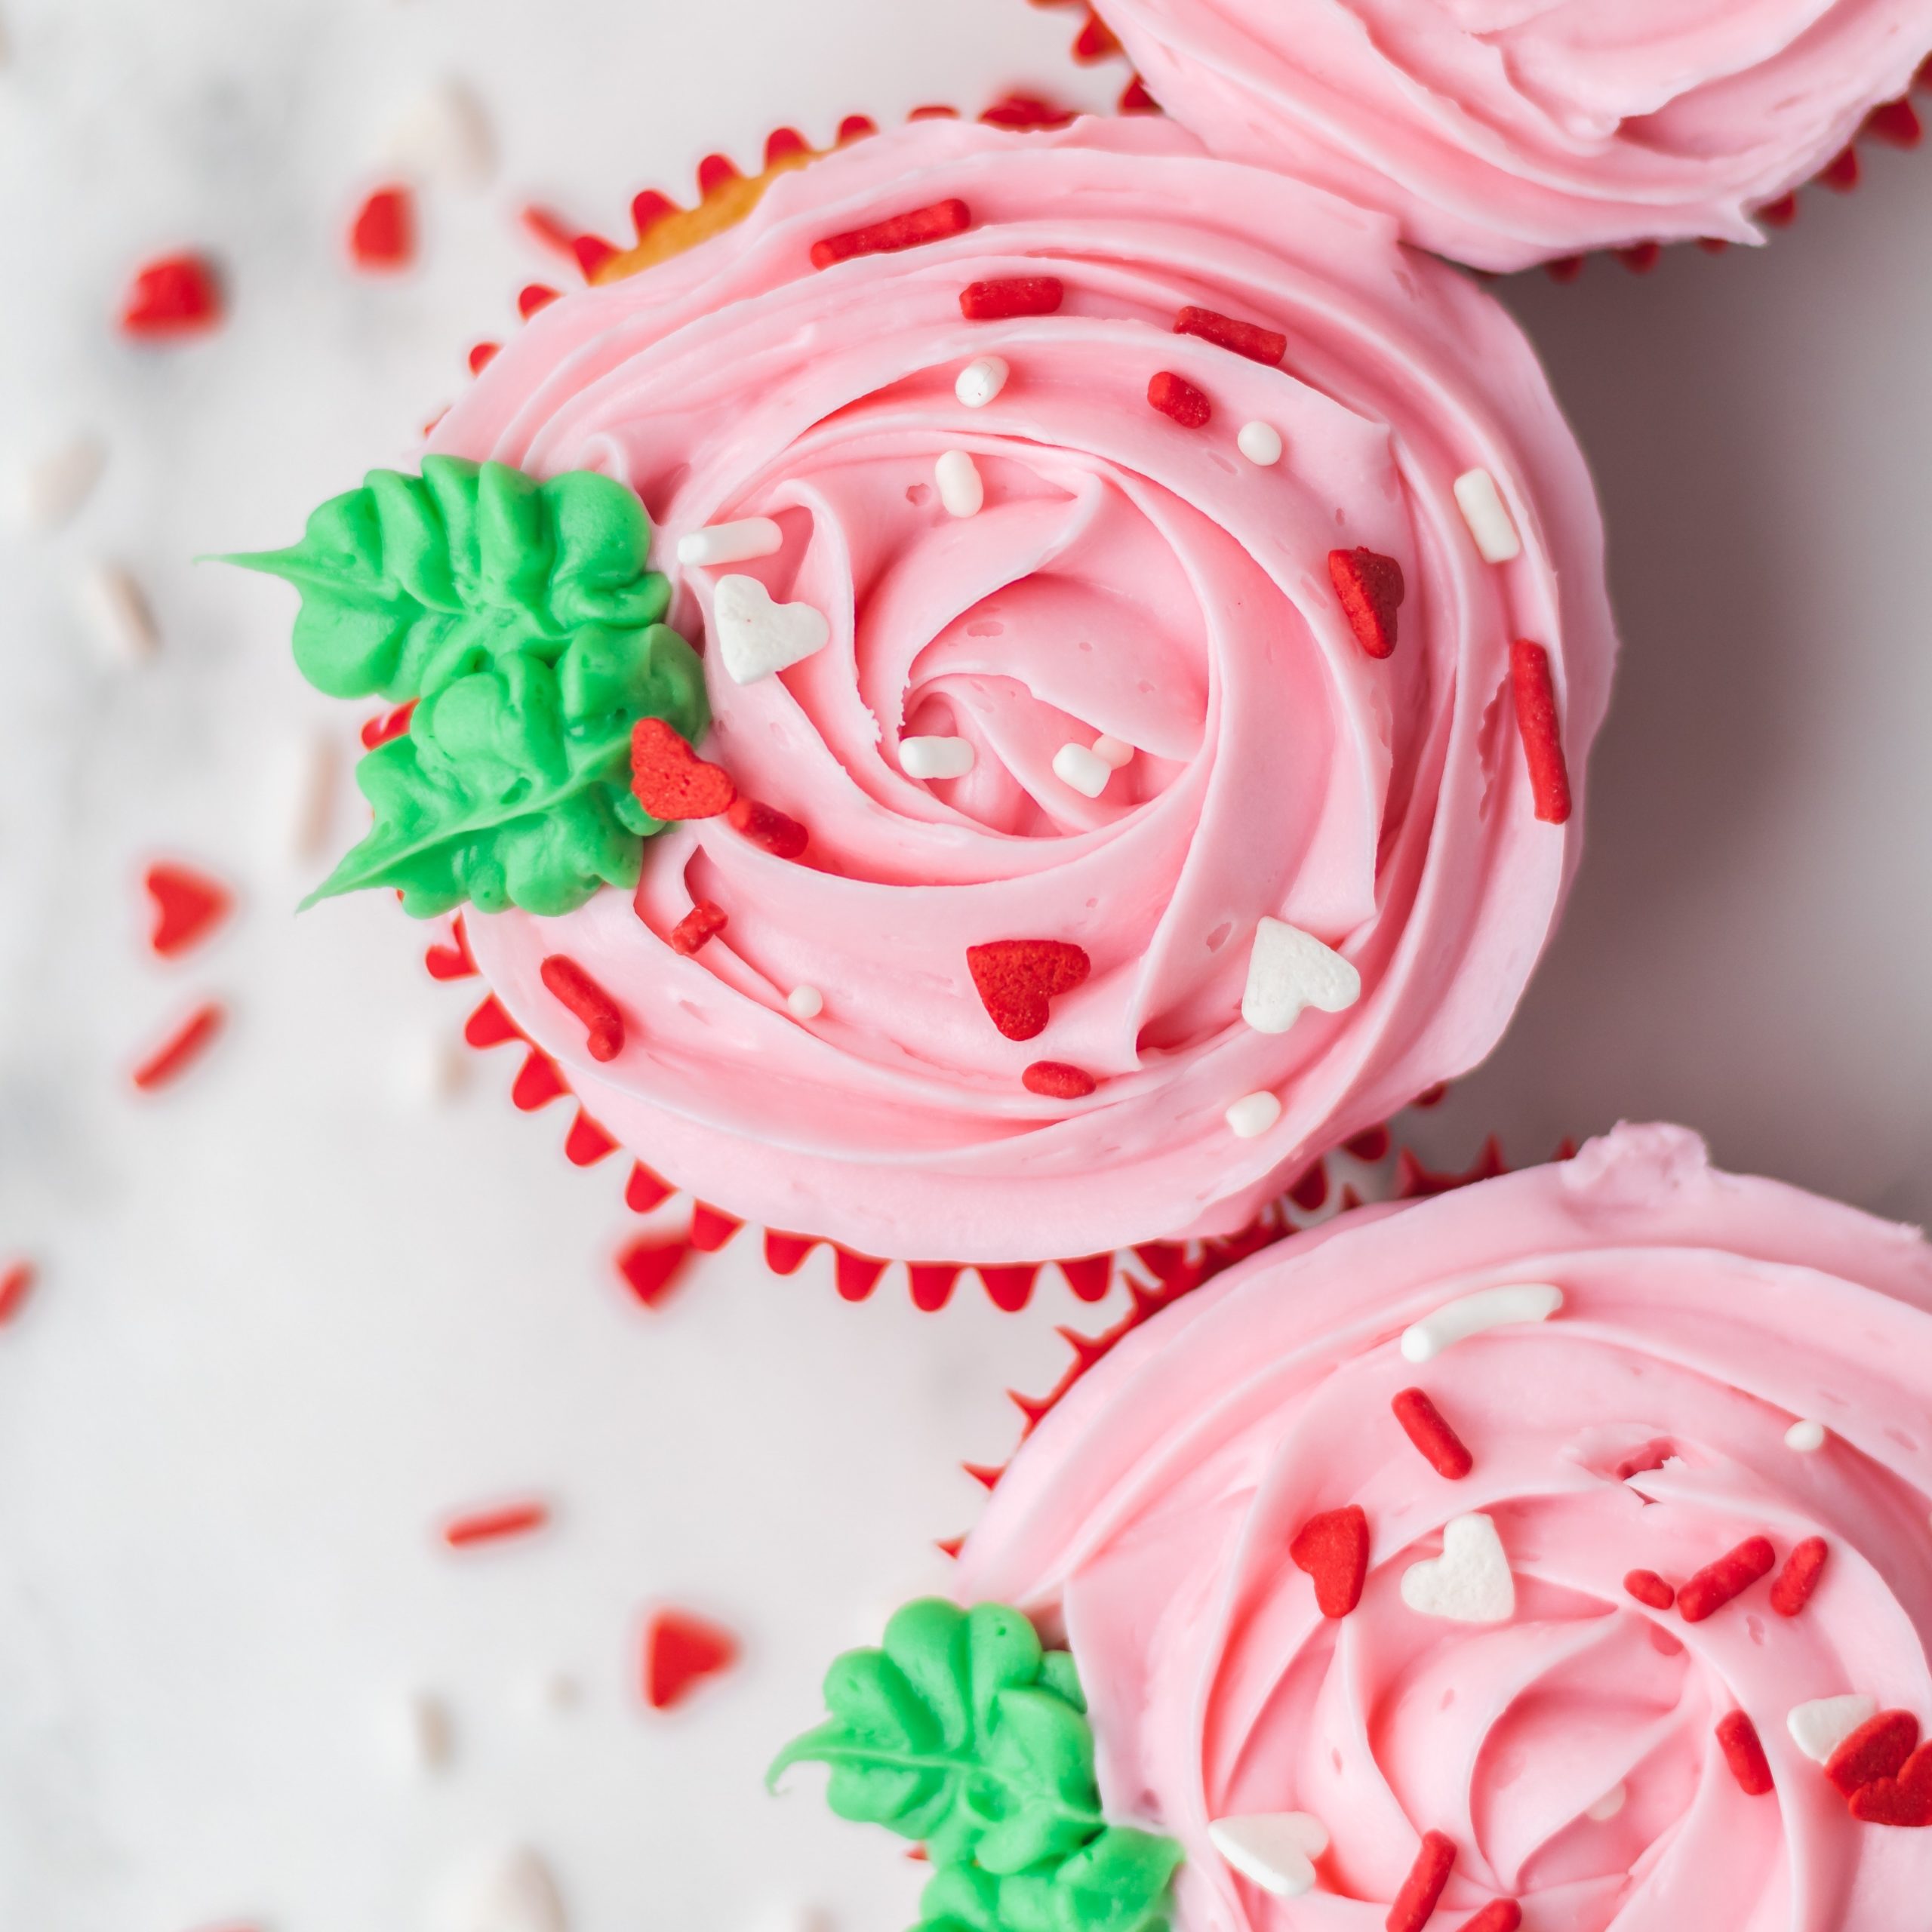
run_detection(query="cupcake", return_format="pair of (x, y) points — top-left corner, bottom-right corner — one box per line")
(780, 1125), (1932, 1927)
(235, 112), (1615, 1269)
(1063, 0), (1932, 270)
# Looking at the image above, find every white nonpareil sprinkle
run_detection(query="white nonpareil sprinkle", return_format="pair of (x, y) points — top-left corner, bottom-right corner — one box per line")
(1400, 1512), (1516, 1624)
(1241, 917), (1361, 1035)
(9, 432), (106, 531)
(1208, 1813), (1329, 1898)
(712, 574), (830, 684)
(786, 986), (824, 1020)
(900, 735), (975, 780)
(955, 355), (1008, 408)
(935, 449), (984, 518)
(1453, 467), (1522, 564)
(1788, 1694), (1878, 1764)
(1091, 734), (1134, 770)
(430, 1846), (568, 1932)
(1401, 1283), (1564, 1363)
(384, 78), (496, 190)
(1237, 421), (1283, 466)
(1786, 1419), (1828, 1453)
(677, 517), (783, 568)
(1052, 743), (1111, 798)
(1226, 1091), (1281, 1139)
(1585, 1785), (1628, 1823)
(390, 1690), (454, 1775)
(75, 561), (159, 664)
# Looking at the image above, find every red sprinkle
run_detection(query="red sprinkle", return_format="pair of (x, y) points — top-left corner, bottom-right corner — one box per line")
(1848, 1743), (1932, 1827)
(1023, 1060), (1097, 1099)
(1827, 1709), (1920, 1798)
(1289, 1504), (1370, 1619)
(1328, 548), (1406, 660)
(145, 862), (232, 958)
(1386, 1831), (1457, 1932)
(1147, 370), (1211, 429)
(811, 198), (971, 269)
(1678, 1536), (1775, 1622)
(540, 955), (625, 1062)
(349, 186), (414, 269)
(1624, 1569), (1677, 1611)
(1459, 1907), (1521, 1932)
(670, 901), (729, 956)
(727, 797), (809, 859)
(1391, 1388), (1473, 1479)
(961, 276), (1064, 320)
(120, 253), (222, 338)
(443, 1500), (549, 1549)
(632, 717), (737, 820)
(644, 1609), (738, 1709)
(1717, 1710), (1775, 1796)
(967, 940), (1092, 1041)
(361, 699), (417, 749)
(1174, 305), (1286, 367)
(1510, 639), (1573, 825)
(132, 1002), (224, 1091)
(0, 1260), (35, 1327)
(1770, 1536), (1829, 1617)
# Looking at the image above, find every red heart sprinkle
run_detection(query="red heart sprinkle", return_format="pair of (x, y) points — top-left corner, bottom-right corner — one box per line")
(1328, 548), (1405, 660)
(1174, 305), (1286, 367)
(1386, 1830), (1457, 1932)
(967, 940), (1092, 1041)
(120, 253), (222, 338)
(1828, 1710), (1921, 1798)
(670, 900), (729, 955)
(811, 198), (971, 269)
(539, 955), (625, 1062)
(1289, 1504), (1369, 1619)
(1770, 1536), (1828, 1616)
(1717, 1710), (1775, 1796)
(1147, 369), (1211, 428)
(728, 797), (809, 859)
(144, 862), (232, 958)
(1022, 1060), (1097, 1099)
(960, 276), (1063, 320)
(1849, 1743), (1932, 1827)
(1624, 1569), (1676, 1611)
(349, 186), (414, 269)
(1677, 1535), (1774, 1623)
(1391, 1388), (1472, 1478)
(1511, 639), (1573, 826)
(644, 1609), (738, 1709)
(632, 717), (737, 820)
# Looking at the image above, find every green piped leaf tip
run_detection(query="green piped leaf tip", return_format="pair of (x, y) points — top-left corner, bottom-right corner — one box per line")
(771, 1599), (1181, 1932)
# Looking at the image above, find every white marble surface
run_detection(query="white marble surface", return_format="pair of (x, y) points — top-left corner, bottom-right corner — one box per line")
(2, 0), (1930, 1927)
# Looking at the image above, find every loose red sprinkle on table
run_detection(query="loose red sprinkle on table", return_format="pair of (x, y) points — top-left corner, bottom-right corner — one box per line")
(539, 955), (625, 1061)
(120, 254), (222, 338)
(1289, 1504), (1370, 1618)
(1460, 1906), (1521, 1932)
(145, 863), (232, 958)
(1624, 1569), (1676, 1611)
(811, 198), (971, 269)
(967, 940), (1092, 1041)
(1510, 638), (1573, 824)
(728, 797), (809, 858)
(132, 1002), (224, 1091)
(961, 276), (1064, 320)
(1678, 1536), (1775, 1622)
(1147, 370), (1211, 428)
(1827, 1710), (1920, 1798)
(670, 901), (729, 956)
(1386, 1830), (1457, 1932)
(632, 717), (736, 820)
(1329, 548), (1405, 660)
(1023, 1060), (1097, 1099)
(1717, 1710), (1775, 1795)
(1848, 1743), (1932, 1826)
(349, 186), (414, 269)
(1174, 305), (1286, 366)
(644, 1609), (739, 1709)
(0, 1260), (35, 1327)
(443, 1500), (549, 1549)
(1770, 1537), (1829, 1617)
(1392, 1389), (1473, 1478)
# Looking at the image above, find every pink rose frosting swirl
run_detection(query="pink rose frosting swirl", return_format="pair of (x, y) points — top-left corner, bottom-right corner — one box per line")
(432, 115), (1614, 1263)
(958, 1124), (1932, 1927)
(1090, 0), (1932, 269)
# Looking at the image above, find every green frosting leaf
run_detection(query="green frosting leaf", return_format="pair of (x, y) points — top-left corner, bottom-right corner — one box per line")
(771, 1601), (1182, 1932)
(226, 456), (707, 917)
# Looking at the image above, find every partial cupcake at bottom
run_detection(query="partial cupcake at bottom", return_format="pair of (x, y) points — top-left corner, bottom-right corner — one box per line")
(777, 1124), (1932, 1929)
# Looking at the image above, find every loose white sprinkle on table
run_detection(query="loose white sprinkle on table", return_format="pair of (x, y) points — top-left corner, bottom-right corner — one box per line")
(900, 735), (975, 780)
(9, 433), (106, 531)
(955, 356), (1008, 408)
(1400, 1512), (1515, 1623)
(75, 561), (159, 663)
(384, 78), (496, 189)
(263, 728), (339, 866)
(1788, 1694), (1877, 1763)
(713, 574), (829, 683)
(1585, 1784), (1628, 1822)
(1052, 743), (1111, 798)
(935, 449), (983, 518)
(1208, 1813), (1329, 1897)
(1453, 467), (1522, 563)
(678, 517), (783, 568)
(1241, 917), (1360, 1035)
(432, 1846), (568, 1932)
(1237, 421), (1283, 466)
(1091, 734), (1134, 770)
(1786, 1419), (1827, 1453)
(390, 1690), (454, 1775)
(1401, 1283), (1564, 1363)
(786, 986), (824, 1020)
(1226, 1091), (1282, 1139)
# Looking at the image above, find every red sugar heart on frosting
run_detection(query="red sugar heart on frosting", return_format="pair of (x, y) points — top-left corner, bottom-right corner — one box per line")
(631, 718), (737, 820)
(144, 862), (232, 958)
(967, 940), (1092, 1041)
(1328, 548), (1405, 660)
(1289, 1504), (1369, 1619)
(644, 1609), (738, 1710)
(1849, 1743), (1932, 1827)
(1827, 1709), (1921, 1798)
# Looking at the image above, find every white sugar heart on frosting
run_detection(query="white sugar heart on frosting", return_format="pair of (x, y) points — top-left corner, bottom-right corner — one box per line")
(1053, 743), (1112, 798)
(1400, 1512), (1516, 1623)
(1787, 1693), (1878, 1764)
(1401, 1283), (1564, 1363)
(1208, 1812), (1330, 1897)
(712, 574), (831, 685)
(1241, 918), (1361, 1035)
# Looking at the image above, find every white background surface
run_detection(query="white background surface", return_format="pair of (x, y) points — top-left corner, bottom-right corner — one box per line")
(1, 1), (1928, 1927)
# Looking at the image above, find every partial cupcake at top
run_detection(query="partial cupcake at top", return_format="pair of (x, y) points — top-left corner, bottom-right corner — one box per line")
(780, 1126), (1932, 1931)
(1074, 0), (1932, 270)
(235, 112), (1615, 1267)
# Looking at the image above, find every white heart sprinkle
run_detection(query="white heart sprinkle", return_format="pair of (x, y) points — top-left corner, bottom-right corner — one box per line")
(1785, 1419), (1827, 1453)
(712, 574), (830, 685)
(1401, 1284), (1564, 1364)
(1092, 734), (1135, 770)
(1400, 1513), (1515, 1624)
(1452, 467), (1522, 564)
(956, 356), (1008, 408)
(1053, 743), (1111, 798)
(1237, 421), (1283, 466)
(900, 735), (975, 780)
(1208, 1813), (1329, 1897)
(1787, 1694), (1877, 1764)
(935, 450), (984, 518)
(1584, 1783), (1627, 1822)
(678, 517), (783, 567)
(1241, 917), (1361, 1035)
(786, 985), (824, 1020)
(431, 1846), (567, 1932)
(1226, 1091), (1282, 1140)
